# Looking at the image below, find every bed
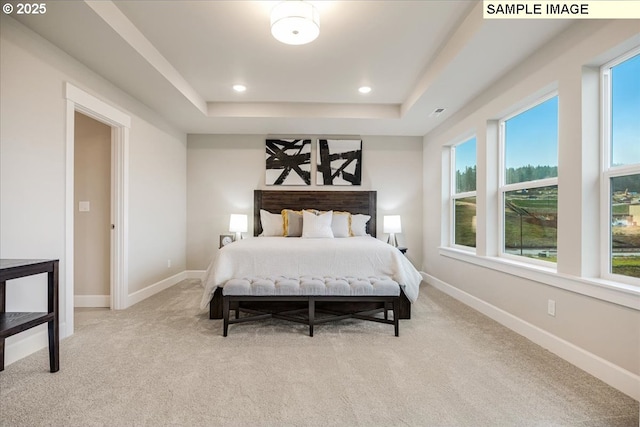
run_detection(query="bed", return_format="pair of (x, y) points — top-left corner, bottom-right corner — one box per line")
(201, 190), (421, 321)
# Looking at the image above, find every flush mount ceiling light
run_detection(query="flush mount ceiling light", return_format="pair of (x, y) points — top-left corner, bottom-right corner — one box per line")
(232, 84), (247, 92)
(358, 86), (372, 94)
(271, 0), (320, 45)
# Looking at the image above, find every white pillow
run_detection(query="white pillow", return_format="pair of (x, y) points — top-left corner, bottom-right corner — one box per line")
(302, 210), (334, 238)
(260, 209), (284, 236)
(331, 211), (351, 238)
(350, 214), (371, 236)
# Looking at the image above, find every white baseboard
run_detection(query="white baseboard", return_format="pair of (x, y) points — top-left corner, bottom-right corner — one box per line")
(4, 322), (67, 368)
(74, 295), (110, 307)
(421, 271), (640, 401)
(186, 270), (205, 280)
(127, 271), (187, 307)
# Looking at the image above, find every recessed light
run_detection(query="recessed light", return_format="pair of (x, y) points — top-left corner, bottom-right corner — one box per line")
(358, 86), (372, 94)
(233, 84), (247, 92)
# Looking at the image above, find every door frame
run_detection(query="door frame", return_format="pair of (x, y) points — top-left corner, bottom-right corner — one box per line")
(65, 83), (131, 336)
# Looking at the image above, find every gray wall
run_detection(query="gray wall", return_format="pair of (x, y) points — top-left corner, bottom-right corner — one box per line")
(1, 15), (187, 363)
(187, 134), (423, 270)
(422, 19), (640, 381)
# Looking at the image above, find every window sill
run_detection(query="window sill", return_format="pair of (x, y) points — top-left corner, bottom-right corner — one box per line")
(438, 247), (640, 311)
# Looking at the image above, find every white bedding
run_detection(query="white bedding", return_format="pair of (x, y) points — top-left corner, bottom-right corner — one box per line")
(200, 236), (422, 309)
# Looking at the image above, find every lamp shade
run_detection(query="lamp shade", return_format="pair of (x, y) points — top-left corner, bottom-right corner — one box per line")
(271, 0), (320, 45)
(383, 215), (402, 234)
(229, 214), (248, 233)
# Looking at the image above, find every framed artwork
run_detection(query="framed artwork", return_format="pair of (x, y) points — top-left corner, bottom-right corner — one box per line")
(316, 139), (362, 186)
(265, 139), (311, 185)
(219, 234), (235, 248)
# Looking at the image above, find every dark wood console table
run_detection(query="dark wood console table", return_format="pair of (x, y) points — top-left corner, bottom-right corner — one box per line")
(0, 259), (59, 372)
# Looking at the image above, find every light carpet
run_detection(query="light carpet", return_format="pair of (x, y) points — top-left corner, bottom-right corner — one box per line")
(0, 279), (637, 426)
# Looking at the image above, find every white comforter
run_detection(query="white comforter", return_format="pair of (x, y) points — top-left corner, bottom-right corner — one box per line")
(200, 236), (422, 309)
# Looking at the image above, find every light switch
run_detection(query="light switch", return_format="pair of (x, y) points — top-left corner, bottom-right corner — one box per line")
(79, 201), (90, 212)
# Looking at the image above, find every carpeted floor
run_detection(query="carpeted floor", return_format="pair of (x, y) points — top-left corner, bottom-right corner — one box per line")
(0, 279), (637, 426)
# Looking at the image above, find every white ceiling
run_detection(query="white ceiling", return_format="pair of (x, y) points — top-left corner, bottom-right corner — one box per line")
(13, 1), (573, 136)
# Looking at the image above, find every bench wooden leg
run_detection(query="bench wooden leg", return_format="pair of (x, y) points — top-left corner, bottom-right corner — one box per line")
(393, 297), (399, 337)
(223, 296), (230, 337)
(309, 298), (315, 337)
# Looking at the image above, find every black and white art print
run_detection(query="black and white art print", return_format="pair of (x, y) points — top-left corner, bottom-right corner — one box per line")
(265, 139), (311, 186)
(316, 139), (362, 186)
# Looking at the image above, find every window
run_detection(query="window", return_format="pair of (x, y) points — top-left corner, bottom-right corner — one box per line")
(500, 95), (558, 263)
(602, 50), (640, 282)
(452, 137), (477, 248)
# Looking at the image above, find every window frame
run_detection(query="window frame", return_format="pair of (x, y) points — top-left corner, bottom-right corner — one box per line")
(600, 47), (640, 287)
(498, 92), (559, 267)
(450, 135), (477, 251)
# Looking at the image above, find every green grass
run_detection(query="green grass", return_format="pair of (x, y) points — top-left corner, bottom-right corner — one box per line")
(612, 204), (629, 215)
(612, 256), (640, 278)
(454, 199), (476, 247)
(454, 196), (640, 277)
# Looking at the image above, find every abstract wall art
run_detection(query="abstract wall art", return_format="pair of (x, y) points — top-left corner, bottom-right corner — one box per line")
(265, 139), (311, 185)
(316, 139), (362, 186)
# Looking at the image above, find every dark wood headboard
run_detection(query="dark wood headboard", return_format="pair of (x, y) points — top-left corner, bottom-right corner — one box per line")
(254, 190), (377, 237)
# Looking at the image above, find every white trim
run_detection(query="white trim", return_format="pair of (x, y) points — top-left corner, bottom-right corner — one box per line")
(186, 270), (206, 280)
(498, 93), (559, 265)
(65, 82), (131, 342)
(500, 177), (558, 193)
(500, 91), (559, 124)
(65, 84), (131, 128)
(4, 322), (66, 368)
(74, 295), (110, 308)
(600, 50), (640, 287)
(110, 125), (129, 310)
(439, 246), (640, 310)
(422, 272), (640, 400)
(127, 271), (187, 307)
(450, 135), (478, 250)
(64, 99), (75, 338)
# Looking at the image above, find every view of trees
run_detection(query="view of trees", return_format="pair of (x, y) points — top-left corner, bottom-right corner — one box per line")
(505, 165), (557, 184)
(455, 166), (476, 193)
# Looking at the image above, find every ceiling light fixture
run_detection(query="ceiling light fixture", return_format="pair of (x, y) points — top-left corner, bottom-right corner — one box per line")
(271, 0), (320, 46)
(233, 84), (247, 92)
(358, 86), (372, 94)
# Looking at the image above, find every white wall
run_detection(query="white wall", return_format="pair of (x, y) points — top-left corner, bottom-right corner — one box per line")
(0, 16), (187, 364)
(422, 19), (640, 397)
(187, 134), (423, 270)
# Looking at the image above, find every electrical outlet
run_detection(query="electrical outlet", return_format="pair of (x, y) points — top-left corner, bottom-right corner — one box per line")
(167, 259), (171, 268)
(547, 299), (556, 317)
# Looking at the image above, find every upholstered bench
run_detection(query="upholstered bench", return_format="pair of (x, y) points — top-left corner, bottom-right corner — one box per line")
(222, 276), (401, 337)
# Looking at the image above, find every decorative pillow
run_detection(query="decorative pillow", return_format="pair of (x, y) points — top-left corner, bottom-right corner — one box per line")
(331, 211), (351, 238)
(302, 210), (334, 238)
(350, 214), (371, 236)
(282, 209), (303, 237)
(260, 209), (284, 236)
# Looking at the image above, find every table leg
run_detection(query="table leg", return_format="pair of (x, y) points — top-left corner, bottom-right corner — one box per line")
(1, 280), (5, 371)
(48, 262), (59, 372)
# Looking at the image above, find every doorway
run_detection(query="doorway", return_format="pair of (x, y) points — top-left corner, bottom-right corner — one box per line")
(65, 82), (131, 337)
(74, 112), (111, 308)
